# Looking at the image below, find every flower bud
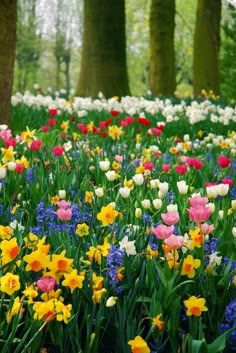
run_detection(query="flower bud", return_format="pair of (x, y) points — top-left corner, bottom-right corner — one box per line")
(7, 162), (16, 171)
(159, 182), (169, 194)
(132, 174), (144, 185)
(105, 170), (116, 181)
(141, 199), (151, 209)
(119, 187), (130, 198)
(152, 198), (162, 210)
(231, 200), (236, 210)
(0, 167), (6, 179)
(95, 187), (104, 198)
(135, 208), (142, 218)
(218, 210), (224, 219)
(206, 202), (215, 214)
(177, 180), (188, 194)
(99, 160), (110, 171)
(58, 190), (66, 199)
(232, 227), (236, 238)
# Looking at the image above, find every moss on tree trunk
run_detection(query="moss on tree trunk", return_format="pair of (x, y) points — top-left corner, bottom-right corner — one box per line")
(0, 0), (17, 128)
(193, 0), (221, 96)
(150, 0), (176, 97)
(76, 0), (130, 98)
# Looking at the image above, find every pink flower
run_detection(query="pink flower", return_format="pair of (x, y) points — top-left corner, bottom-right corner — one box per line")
(179, 156), (187, 163)
(162, 164), (171, 172)
(52, 146), (64, 156)
(125, 116), (134, 124)
(143, 162), (154, 171)
(31, 140), (42, 151)
(118, 120), (128, 127)
(221, 178), (232, 187)
(115, 155), (123, 162)
(175, 165), (187, 174)
(0, 129), (12, 141)
(150, 224), (174, 239)
(200, 223), (214, 235)
(48, 118), (57, 126)
(161, 212), (180, 225)
(49, 109), (57, 116)
(54, 208), (72, 221)
(188, 205), (211, 223)
(189, 196), (208, 207)
(150, 127), (162, 136)
(218, 156), (231, 168)
(57, 200), (71, 209)
(5, 139), (16, 148)
(164, 234), (184, 249)
(37, 276), (56, 292)
(186, 158), (203, 169)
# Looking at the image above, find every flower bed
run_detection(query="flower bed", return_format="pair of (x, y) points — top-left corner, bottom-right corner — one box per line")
(0, 94), (235, 352)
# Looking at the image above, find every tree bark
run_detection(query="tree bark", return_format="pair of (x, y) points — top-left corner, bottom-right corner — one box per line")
(150, 0), (176, 97)
(0, 0), (17, 128)
(193, 0), (221, 96)
(76, 0), (130, 98)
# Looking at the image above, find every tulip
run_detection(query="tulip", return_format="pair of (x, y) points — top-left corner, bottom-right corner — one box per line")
(152, 199), (162, 210)
(133, 174), (144, 185)
(177, 180), (188, 194)
(54, 208), (72, 221)
(119, 187), (130, 198)
(135, 208), (142, 218)
(95, 187), (104, 198)
(161, 211), (180, 225)
(37, 277), (56, 292)
(164, 234), (184, 249)
(141, 199), (151, 209)
(105, 170), (116, 181)
(159, 182), (169, 194)
(150, 224), (174, 239)
(99, 160), (110, 171)
(188, 205), (211, 223)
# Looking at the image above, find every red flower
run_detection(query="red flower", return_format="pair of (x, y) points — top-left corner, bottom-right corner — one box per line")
(5, 139), (16, 148)
(31, 140), (42, 151)
(186, 158), (203, 169)
(125, 116), (134, 124)
(118, 120), (128, 127)
(71, 115), (76, 121)
(49, 109), (57, 116)
(41, 126), (50, 132)
(175, 164), (187, 174)
(101, 131), (107, 138)
(150, 127), (162, 136)
(52, 146), (64, 156)
(157, 124), (165, 131)
(60, 132), (67, 139)
(205, 182), (217, 187)
(137, 117), (151, 126)
(15, 163), (24, 174)
(110, 110), (120, 117)
(162, 164), (171, 172)
(221, 178), (232, 187)
(218, 156), (231, 168)
(143, 162), (154, 171)
(48, 119), (57, 127)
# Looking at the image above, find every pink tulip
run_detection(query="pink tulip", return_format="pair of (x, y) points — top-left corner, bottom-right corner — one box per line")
(54, 208), (72, 221)
(218, 156), (231, 168)
(57, 200), (71, 209)
(188, 205), (211, 223)
(52, 146), (64, 156)
(37, 276), (56, 292)
(150, 224), (174, 239)
(164, 234), (184, 249)
(175, 165), (187, 174)
(200, 223), (214, 235)
(161, 212), (180, 225)
(162, 164), (171, 172)
(189, 196), (208, 207)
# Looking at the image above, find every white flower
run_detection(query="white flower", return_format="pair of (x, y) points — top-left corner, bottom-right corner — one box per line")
(7, 162), (16, 171)
(216, 184), (229, 197)
(218, 210), (224, 219)
(231, 200), (236, 210)
(119, 236), (136, 256)
(95, 187), (104, 198)
(232, 227), (236, 238)
(63, 141), (72, 152)
(106, 296), (118, 307)
(141, 199), (151, 209)
(206, 185), (218, 198)
(105, 170), (116, 181)
(206, 202), (215, 213)
(177, 180), (188, 194)
(132, 173), (144, 185)
(152, 198), (162, 210)
(0, 167), (6, 179)
(99, 160), (110, 171)
(10, 220), (25, 231)
(135, 208), (142, 218)
(58, 190), (66, 199)
(119, 187), (130, 198)
(167, 204), (178, 213)
(159, 181), (169, 194)
(150, 179), (160, 189)
(208, 252), (222, 266)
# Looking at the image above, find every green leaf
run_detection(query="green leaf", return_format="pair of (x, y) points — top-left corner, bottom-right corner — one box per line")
(207, 328), (234, 353)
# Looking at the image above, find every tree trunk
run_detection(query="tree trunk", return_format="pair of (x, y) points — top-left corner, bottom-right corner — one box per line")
(76, 0), (130, 98)
(193, 0), (221, 96)
(0, 0), (17, 128)
(150, 0), (176, 97)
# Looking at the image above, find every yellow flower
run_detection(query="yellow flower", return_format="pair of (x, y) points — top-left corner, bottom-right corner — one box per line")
(0, 237), (20, 263)
(197, 130), (203, 137)
(106, 296), (118, 307)
(41, 288), (63, 302)
(181, 255), (201, 278)
(16, 156), (29, 168)
(47, 250), (73, 282)
(128, 336), (150, 353)
(146, 244), (158, 259)
(75, 223), (89, 237)
(92, 272), (104, 290)
(87, 121), (94, 132)
(220, 140), (228, 149)
(152, 313), (165, 330)
(51, 195), (60, 205)
(6, 296), (22, 323)
(22, 284), (38, 303)
(20, 127), (36, 146)
(0, 225), (14, 239)
(60, 120), (69, 132)
(97, 204), (119, 226)
(189, 227), (204, 249)
(136, 134), (142, 143)
(184, 296), (208, 316)
(11, 203), (20, 215)
(86, 240), (110, 265)
(169, 146), (178, 155)
(108, 125), (123, 140)
(0, 272), (20, 295)
(92, 288), (107, 304)
(135, 163), (145, 174)
(1, 146), (16, 163)
(85, 191), (94, 204)
(62, 269), (85, 293)
(33, 299), (56, 322)
(23, 250), (50, 272)
(55, 300), (72, 324)
(124, 178), (134, 190)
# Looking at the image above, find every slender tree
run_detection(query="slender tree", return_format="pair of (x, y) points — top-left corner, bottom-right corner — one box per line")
(193, 0), (221, 96)
(149, 0), (176, 96)
(0, 0), (17, 128)
(76, 0), (130, 98)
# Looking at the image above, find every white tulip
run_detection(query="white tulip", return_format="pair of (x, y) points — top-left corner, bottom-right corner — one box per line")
(95, 187), (104, 197)
(99, 160), (110, 171)
(141, 199), (151, 209)
(152, 198), (162, 210)
(135, 208), (142, 218)
(132, 174), (144, 185)
(0, 167), (6, 179)
(58, 190), (66, 199)
(119, 187), (130, 198)
(177, 180), (188, 194)
(105, 170), (116, 181)
(159, 181), (169, 194)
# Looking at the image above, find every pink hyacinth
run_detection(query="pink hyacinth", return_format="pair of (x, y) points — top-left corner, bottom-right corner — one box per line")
(161, 212), (180, 225)
(54, 208), (72, 221)
(189, 196), (209, 207)
(164, 234), (184, 249)
(150, 224), (174, 239)
(37, 276), (56, 292)
(188, 205), (211, 223)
